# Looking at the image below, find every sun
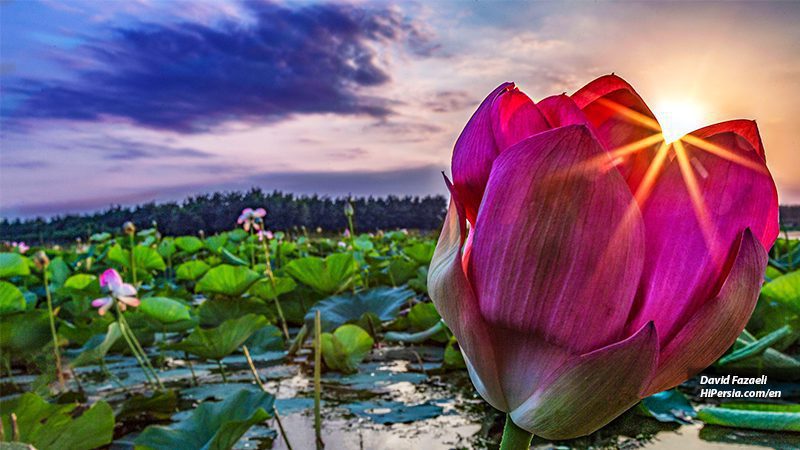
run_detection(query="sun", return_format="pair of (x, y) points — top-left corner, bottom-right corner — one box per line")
(651, 99), (707, 144)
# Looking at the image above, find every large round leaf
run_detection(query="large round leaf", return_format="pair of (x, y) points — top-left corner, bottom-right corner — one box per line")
(0, 281), (26, 314)
(139, 297), (191, 323)
(285, 253), (357, 295)
(305, 287), (414, 332)
(248, 277), (296, 300)
(321, 324), (374, 373)
(175, 261), (210, 281)
(169, 314), (267, 360)
(0, 310), (51, 358)
(0, 253), (30, 278)
(195, 265), (260, 297)
(175, 236), (204, 254)
(761, 270), (800, 315)
(134, 389), (274, 450)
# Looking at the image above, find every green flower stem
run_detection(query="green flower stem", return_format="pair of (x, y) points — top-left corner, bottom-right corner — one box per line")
(42, 269), (65, 389)
(314, 310), (323, 450)
(243, 345), (293, 450)
(217, 359), (228, 383)
(129, 234), (138, 286)
(116, 304), (163, 389)
(116, 312), (154, 386)
(500, 414), (533, 450)
(261, 239), (290, 340)
(185, 352), (198, 386)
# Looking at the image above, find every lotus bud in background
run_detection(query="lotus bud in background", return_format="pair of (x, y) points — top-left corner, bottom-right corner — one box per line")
(429, 75), (778, 444)
(123, 221), (136, 235)
(33, 250), (50, 271)
(343, 199), (355, 217)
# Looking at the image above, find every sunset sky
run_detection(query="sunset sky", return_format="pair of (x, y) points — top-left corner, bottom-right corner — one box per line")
(2, 0), (799, 217)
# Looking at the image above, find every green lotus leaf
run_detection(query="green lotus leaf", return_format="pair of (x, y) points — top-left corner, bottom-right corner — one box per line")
(0, 281), (26, 315)
(285, 253), (358, 295)
(175, 236), (204, 253)
(175, 260), (210, 281)
(169, 314), (267, 360)
(321, 324), (374, 373)
(0, 253), (30, 279)
(195, 264), (260, 297)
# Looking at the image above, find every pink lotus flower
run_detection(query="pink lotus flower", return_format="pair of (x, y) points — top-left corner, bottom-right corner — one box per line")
(429, 75), (778, 439)
(92, 269), (140, 315)
(258, 229), (274, 242)
(237, 207), (266, 232)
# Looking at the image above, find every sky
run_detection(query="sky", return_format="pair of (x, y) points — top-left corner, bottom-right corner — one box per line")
(1, 0), (799, 218)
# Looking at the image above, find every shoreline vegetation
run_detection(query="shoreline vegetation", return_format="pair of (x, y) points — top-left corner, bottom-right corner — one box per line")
(1, 189), (447, 243)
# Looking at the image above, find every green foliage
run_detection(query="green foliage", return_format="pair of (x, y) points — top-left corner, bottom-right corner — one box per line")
(176, 260), (210, 280)
(175, 236), (204, 253)
(139, 297), (192, 324)
(321, 324), (374, 373)
(305, 286), (414, 332)
(0, 281), (26, 314)
(248, 276), (296, 300)
(0, 310), (51, 359)
(698, 404), (800, 432)
(285, 253), (358, 294)
(197, 298), (272, 328)
(638, 390), (696, 423)
(134, 389), (274, 450)
(169, 314), (267, 360)
(70, 323), (122, 367)
(0, 253), (30, 278)
(0, 393), (114, 450)
(195, 265), (260, 297)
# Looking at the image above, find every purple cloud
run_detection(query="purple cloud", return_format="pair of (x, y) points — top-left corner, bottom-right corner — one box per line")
(4, 1), (434, 133)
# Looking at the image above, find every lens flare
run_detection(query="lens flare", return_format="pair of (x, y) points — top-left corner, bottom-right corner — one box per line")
(652, 99), (707, 143)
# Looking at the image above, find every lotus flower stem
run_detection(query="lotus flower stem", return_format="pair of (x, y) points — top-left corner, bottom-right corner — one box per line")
(42, 268), (66, 389)
(313, 309), (323, 450)
(184, 352), (198, 386)
(116, 303), (163, 389)
(500, 415), (533, 450)
(243, 345), (293, 450)
(217, 359), (228, 383)
(128, 234), (138, 286)
(287, 324), (308, 356)
(261, 239), (290, 340)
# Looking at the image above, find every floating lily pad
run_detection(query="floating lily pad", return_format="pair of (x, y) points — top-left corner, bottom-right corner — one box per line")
(305, 287), (414, 333)
(135, 389), (274, 450)
(344, 400), (444, 424)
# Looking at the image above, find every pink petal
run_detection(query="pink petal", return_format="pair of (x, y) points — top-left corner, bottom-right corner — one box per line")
(254, 208), (266, 217)
(689, 119), (765, 160)
(536, 94), (592, 128)
(115, 283), (137, 297)
(510, 322), (658, 439)
(92, 297), (111, 308)
(451, 82), (512, 225)
(428, 178), (508, 411)
(643, 229), (767, 395)
(489, 86), (549, 152)
(241, 208), (253, 215)
(627, 126), (779, 344)
(98, 300), (113, 316)
(119, 296), (141, 308)
(572, 74), (663, 192)
(99, 269), (123, 290)
(468, 125), (646, 354)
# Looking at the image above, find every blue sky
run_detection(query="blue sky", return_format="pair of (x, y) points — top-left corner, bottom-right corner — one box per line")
(2, 0), (799, 217)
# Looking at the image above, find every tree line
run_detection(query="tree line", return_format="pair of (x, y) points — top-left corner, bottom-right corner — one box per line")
(1, 189), (448, 244)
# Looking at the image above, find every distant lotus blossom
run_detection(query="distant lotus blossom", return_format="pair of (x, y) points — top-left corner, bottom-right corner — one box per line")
(337, 241), (347, 248)
(237, 208), (267, 232)
(12, 242), (29, 254)
(258, 230), (274, 241)
(92, 269), (140, 315)
(343, 229), (351, 238)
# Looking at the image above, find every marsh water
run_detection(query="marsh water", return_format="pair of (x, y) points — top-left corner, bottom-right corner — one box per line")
(3, 342), (795, 450)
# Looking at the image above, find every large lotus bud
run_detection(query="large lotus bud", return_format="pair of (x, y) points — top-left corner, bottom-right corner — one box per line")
(430, 75), (777, 440)
(122, 221), (136, 235)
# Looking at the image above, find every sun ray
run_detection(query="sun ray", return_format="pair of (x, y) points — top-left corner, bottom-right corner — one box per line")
(633, 141), (670, 206)
(681, 134), (769, 175)
(595, 97), (661, 132)
(673, 140), (727, 272)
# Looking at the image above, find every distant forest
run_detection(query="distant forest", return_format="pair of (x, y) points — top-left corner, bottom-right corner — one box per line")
(1, 189), (448, 244)
(2, 189), (799, 244)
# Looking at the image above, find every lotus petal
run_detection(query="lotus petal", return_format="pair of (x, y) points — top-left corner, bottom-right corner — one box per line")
(468, 125), (645, 354)
(428, 178), (507, 411)
(451, 82), (512, 224)
(643, 229), (767, 395)
(100, 269), (123, 290)
(536, 94), (592, 129)
(628, 124), (779, 342)
(490, 86), (549, 152)
(510, 322), (658, 439)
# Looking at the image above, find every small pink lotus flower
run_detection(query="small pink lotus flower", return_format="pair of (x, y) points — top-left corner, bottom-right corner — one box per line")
(431, 75), (778, 439)
(258, 229), (274, 242)
(237, 208), (267, 232)
(12, 242), (29, 254)
(343, 229), (351, 238)
(92, 269), (140, 315)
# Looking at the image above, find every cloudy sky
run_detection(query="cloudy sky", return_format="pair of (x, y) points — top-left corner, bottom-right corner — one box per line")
(2, 0), (799, 217)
